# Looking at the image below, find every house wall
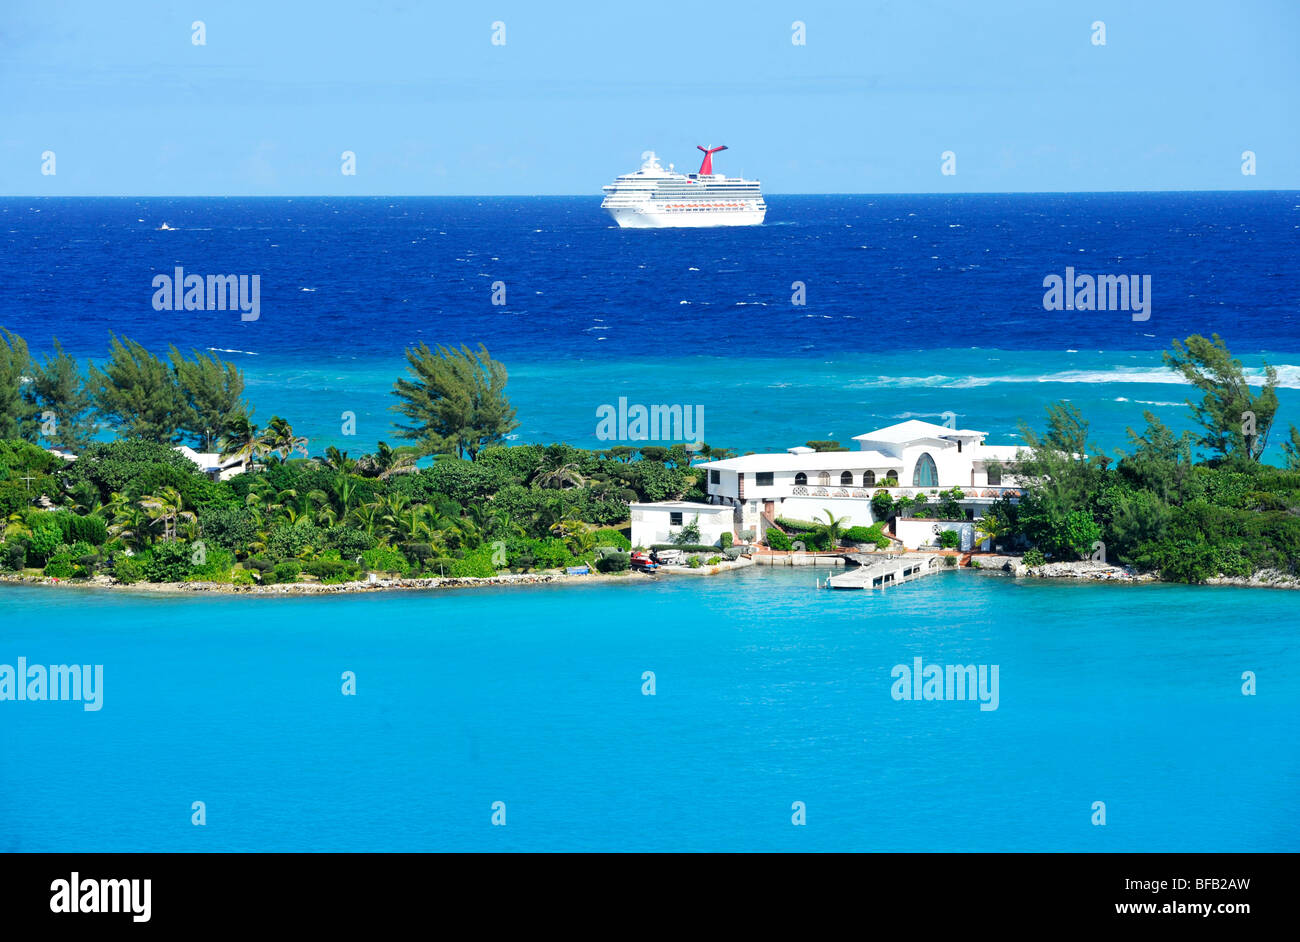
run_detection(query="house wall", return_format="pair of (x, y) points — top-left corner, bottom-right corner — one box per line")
(895, 518), (986, 551)
(630, 506), (734, 548)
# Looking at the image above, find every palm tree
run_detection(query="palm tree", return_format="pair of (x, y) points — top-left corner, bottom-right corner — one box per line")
(140, 487), (196, 542)
(358, 441), (417, 480)
(533, 461), (586, 490)
(258, 416), (309, 462)
(975, 512), (1010, 550)
(331, 474), (359, 518)
(219, 415), (262, 472)
(814, 509), (850, 550)
(320, 446), (356, 474)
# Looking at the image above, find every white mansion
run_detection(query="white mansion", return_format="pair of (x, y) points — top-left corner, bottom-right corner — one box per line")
(631, 420), (1026, 551)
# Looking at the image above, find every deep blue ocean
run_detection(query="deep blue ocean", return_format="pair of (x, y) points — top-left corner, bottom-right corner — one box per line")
(2, 193), (1297, 456)
(2, 194), (1298, 852)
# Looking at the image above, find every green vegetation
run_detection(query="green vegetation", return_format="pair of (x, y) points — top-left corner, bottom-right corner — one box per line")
(1004, 335), (1300, 583)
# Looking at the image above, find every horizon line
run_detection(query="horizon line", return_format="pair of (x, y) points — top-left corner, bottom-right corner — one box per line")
(4, 188), (1297, 199)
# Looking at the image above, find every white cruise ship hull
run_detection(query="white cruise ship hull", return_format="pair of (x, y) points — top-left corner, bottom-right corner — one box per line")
(605, 204), (766, 228)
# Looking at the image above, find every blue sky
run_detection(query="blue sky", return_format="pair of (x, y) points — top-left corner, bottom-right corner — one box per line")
(2, 0), (1297, 194)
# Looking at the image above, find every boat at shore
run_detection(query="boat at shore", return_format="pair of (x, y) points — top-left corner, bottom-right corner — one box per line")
(601, 148), (766, 228)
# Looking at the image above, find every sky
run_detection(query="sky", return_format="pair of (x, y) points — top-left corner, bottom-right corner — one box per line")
(2, 0), (1297, 195)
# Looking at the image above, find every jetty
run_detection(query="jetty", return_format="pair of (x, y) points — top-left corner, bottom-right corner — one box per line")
(825, 553), (944, 590)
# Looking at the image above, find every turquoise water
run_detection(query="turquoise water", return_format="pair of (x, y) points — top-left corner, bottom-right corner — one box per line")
(3, 569), (1295, 852)
(240, 348), (1300, 460)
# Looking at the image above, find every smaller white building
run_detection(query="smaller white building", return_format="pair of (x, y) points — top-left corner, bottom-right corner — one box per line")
(630, 502), (735, 549)
(174, 446), (248, 481)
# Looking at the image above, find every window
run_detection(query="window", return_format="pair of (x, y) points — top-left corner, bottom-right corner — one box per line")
(840, 471), (853, 486)
(986, 465), (1002, 486)
(817, 472), (831, 486)
(709, 469), (720, 485)
(885, 471), (899, 485)
(755, 472), (774, 487)
(670, 512), (683, 526)
(912, 453), (938, 487)
(863, 470), (876, 486)
(794, 472), (807, 485)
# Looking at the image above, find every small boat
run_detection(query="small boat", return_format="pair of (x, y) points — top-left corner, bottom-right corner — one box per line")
(630, 551), (659, 572)
(158, 222), (175, 231)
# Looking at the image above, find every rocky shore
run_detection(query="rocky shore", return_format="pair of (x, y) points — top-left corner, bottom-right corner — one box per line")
(0, 569), (651, 596)
(974, 555), (1158, 583)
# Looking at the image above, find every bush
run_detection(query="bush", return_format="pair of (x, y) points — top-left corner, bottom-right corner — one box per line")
(596, 552), (631, 573)
(143, 541), (194, 582)
(324, 525), (375, 557)
(844, 523), (891, 549)
(28, 521), (62, 564)
(1, 540), (27, 571)
(1023, 548), (1046, 567)
(197, 503), (256, 552)
(706, 555), (722, 565)
(68, 514), (108, 546)
(687, 556), (702, 568)
(719, 532), (733, 549)
(766, 529), (792, 551)
(447, 547), (498, 578)
(187, 546), (235, 582)
(944, 554), (957, 567)
(266, 522), (325, 560)
(232, 566), (257, 586)
(112, 554), (145, 584)
(303, 558), (362, 580)
(361, 545), (409, 573)
(593, 528), (632, 550)
(43, 554), (76, 578)
(938, 530), (961, 549)
(272, 560), (302, 583)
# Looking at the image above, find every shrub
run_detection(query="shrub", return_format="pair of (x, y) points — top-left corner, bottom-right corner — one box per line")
(447, 547), (498, 578)
(143, 541), (194, 582)
(593, 528), (632, 550)
(719, 532), (733, 549)
(303, 558), (362, 580)
(687, 556), (702, 568)
(766, 529), (792, 551)
(232, 566), (257, 586)
(706, 555), (722, 565)
(1, 540), (27, 571)
(361, 545), (409, 573)
(944, 554), (957, 567)
(324, 525), (375, 557)
(1023, 548), (1046, 567)
(28, 521), (62, 564)
(266, 522), (325, 560)
(43, 554), (76, 578)
(273, 560), (302, 583)
(68, 514), (109, 546)
(596, 552), (631, 573)
(197, 504), (257, 552)
(112, 554), (145, 584)
(187, 547), (235, 582)
(938, 530), (961, 549)
(844, 523), (891, 549)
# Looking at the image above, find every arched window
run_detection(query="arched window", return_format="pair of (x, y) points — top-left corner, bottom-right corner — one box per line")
(840, 471), (853, 486)
(863, 470), (876, 486)
(817, 472), (831, 486)
(794, 472), (807, 486)
(912, 453), (938, 487)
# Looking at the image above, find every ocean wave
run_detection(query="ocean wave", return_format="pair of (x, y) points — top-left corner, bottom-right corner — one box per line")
(842, 365), (1300, 390)
(207, 347), (257, 355)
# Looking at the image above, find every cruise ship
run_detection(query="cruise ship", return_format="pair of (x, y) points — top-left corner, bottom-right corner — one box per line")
(601, 147), (766, 228)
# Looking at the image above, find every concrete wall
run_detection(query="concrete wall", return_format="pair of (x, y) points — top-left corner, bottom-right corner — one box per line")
(630, 505), (733, 548)
(896, 518), (985, 551)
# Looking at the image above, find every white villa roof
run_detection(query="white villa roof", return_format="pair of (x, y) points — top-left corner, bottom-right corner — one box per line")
(851, 420), (988, 444)
(631, 501), (731, 512)
(699, 450), (900, 472)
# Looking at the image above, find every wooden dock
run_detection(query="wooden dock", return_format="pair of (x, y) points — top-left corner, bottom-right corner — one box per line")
(825, 553), (943, 590)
